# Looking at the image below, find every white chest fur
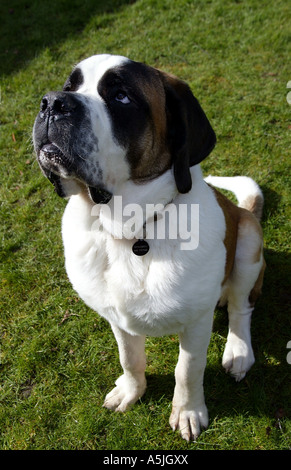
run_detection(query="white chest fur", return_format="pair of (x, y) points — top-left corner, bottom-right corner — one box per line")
(61, 170), (226, 337)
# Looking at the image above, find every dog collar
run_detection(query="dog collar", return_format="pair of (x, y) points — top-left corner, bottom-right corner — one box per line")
(132, 196), (175, 256)
(88, 186), (112, 204)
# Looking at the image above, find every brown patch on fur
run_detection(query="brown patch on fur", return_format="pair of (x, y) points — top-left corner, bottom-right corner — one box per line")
(130, 69), (171, 183)
(238, 207), (264, 263)
(249, 258), (266, 306)
(210, 186), (264, 283)
(143, 75), (167, 140)
(241, 194), (264, 221)
(211, 187), (240, 283)
(253, 244), (263, 263)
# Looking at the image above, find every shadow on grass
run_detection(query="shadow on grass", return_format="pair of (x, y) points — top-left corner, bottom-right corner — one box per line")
(145, 373), (175, 403)
(260, 184), (282, 222)
(212, 245), (290, 423)
(143, 245), (290, 426)
(0, 0), (135, 76)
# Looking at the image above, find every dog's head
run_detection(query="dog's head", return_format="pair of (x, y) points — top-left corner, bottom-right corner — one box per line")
(33, 54), (216, 203)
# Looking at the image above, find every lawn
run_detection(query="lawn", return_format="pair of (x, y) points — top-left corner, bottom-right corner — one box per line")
(0, 0), (290, 450)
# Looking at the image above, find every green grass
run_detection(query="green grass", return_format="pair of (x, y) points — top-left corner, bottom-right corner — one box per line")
(0, 0), (290, 450)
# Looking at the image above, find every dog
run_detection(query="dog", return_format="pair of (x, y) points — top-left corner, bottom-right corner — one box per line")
(33, 54), (265, 441)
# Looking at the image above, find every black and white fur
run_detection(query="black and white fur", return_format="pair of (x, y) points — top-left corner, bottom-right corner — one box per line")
(33, 54), (265, 441)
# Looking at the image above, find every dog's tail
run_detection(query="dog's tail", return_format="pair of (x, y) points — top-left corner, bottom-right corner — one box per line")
(204, 175), (264, 221)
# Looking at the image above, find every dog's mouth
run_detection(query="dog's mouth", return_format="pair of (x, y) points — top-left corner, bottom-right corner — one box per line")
(37, 143), (112, 204)
(38, 143), (70, 175)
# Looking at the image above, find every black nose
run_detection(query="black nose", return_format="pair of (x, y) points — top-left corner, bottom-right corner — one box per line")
(40, 91), (77, 116)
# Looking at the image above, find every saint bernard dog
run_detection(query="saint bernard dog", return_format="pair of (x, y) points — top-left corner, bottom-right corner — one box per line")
(33, 54), (265, 441)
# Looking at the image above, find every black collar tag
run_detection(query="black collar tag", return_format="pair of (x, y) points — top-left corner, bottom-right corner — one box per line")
(132, 239), (149, 256)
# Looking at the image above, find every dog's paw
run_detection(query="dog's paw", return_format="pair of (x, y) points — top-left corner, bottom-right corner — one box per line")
(222, 334), (255, 381)
(169, 404), (208, 441)
(103, 374), (146, 412)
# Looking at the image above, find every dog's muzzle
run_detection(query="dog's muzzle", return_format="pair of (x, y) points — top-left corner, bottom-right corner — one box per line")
(34, 91), (112, 204)
(35, 91), (81, 173)
(40, 91), (76, 117)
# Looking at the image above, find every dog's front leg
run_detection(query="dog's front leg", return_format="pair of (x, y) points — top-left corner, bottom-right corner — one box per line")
(170, 316), (212, 441)
(103, 323), (147, 412)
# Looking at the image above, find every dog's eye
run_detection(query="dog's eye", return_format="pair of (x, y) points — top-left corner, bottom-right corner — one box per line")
(115, 92), (130, 104)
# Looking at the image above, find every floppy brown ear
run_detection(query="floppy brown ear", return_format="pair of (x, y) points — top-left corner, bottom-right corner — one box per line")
(159, 71), (216, 193)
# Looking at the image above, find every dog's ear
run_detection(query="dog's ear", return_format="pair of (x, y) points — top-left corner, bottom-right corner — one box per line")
(159, 71), (216, 193)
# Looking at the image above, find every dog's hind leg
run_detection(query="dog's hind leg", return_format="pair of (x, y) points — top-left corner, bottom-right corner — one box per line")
(222, 211), (265, 381)
(103, 324), (147, 412)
